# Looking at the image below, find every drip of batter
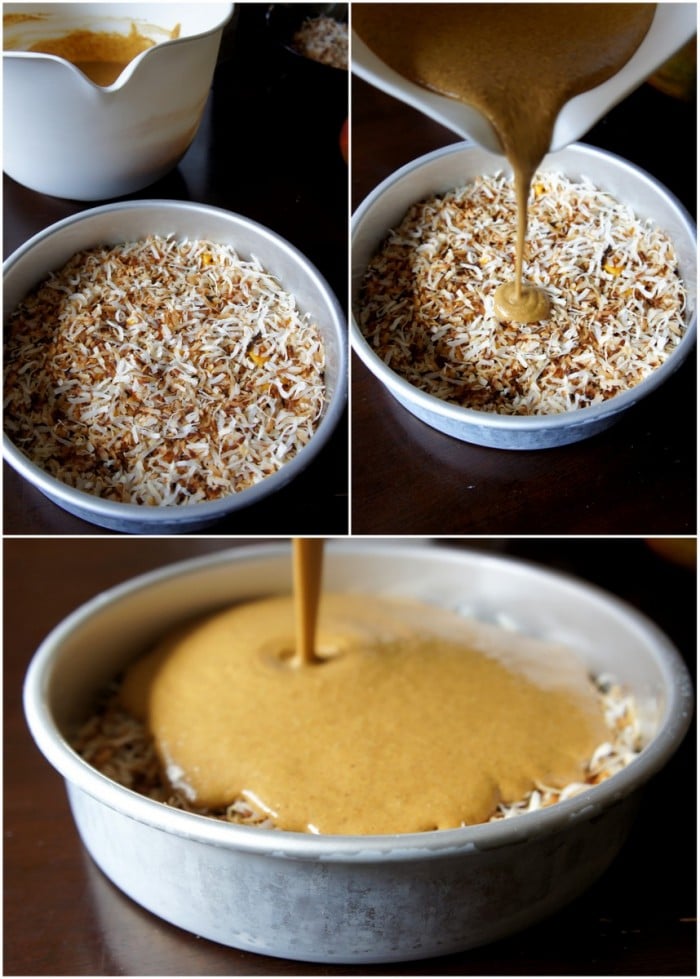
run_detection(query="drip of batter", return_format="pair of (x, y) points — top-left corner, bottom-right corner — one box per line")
(292, 538), (324, 665)
(353, 3), (656, 323)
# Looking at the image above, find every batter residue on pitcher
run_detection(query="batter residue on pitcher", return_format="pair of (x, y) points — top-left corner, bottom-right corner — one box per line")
(4, 21), (180, 86)
(353, 3), (656, 323)
(120, 539), (608, 835)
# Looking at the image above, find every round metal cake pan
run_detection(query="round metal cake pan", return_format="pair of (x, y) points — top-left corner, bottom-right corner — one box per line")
(3, 200), (347, 532)
(23, 540), (693, 963)
(351, 141), (696, 449)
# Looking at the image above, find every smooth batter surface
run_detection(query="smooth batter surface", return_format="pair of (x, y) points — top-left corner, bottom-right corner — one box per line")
(353, 3), (656, 323)
(120, 593), (608, 835)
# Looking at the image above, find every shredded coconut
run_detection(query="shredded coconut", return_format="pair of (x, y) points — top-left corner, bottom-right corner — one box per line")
(4, 236), (326, 505)
(357, 172), (688, 415)
(492, 673), (642, 820)
(73, 671), (642, 831)
(292, 14), (348, 69)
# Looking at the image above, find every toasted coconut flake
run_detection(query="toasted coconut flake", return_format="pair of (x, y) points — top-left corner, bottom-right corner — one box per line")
(357, 172), (687, 415)
(492, 674), (642, 820)
(292, 14), (348, 69)
(4, 236), (326, 505)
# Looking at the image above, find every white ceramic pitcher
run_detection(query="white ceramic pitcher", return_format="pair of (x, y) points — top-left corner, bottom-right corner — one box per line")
(3, 3), (234, 200)
(352, 3), (697, 154)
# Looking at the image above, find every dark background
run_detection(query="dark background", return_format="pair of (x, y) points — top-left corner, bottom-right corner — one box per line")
(3, 4), (349, 535)
(4, 537), (696, 975)
(351, 56), (697, 535)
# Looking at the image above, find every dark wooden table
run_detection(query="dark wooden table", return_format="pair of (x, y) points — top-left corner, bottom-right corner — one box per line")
(4, 537), (696, 976)
(351, 76), (697, 535)
(2, 5), (349, 535)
